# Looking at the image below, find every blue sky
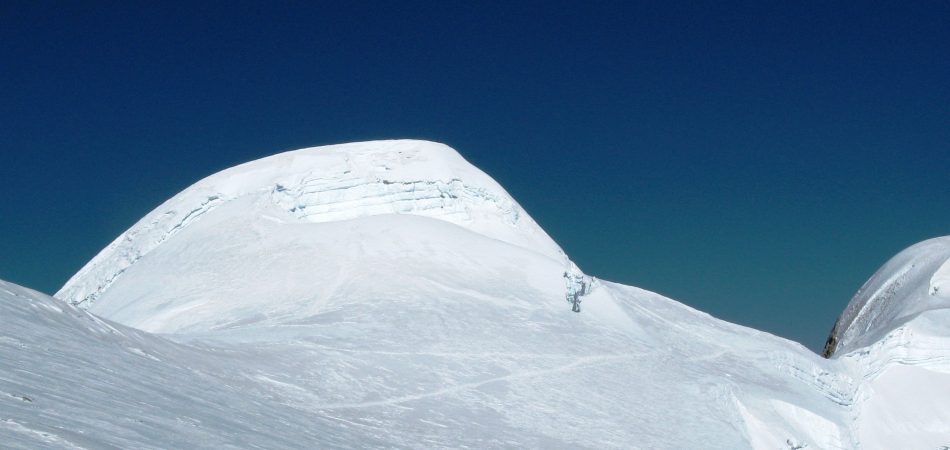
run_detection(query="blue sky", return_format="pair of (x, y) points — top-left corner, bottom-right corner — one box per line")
(1, 1), (947, 351)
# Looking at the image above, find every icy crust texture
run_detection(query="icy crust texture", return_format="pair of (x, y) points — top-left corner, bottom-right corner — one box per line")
(57, 140), (564, 308)
(823, 236), (950, 357)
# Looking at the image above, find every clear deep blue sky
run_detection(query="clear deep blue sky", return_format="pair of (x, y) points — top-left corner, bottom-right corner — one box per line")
(1, 1), (947, 351)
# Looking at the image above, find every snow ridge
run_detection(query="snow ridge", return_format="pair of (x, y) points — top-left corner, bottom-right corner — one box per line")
(65, 195), (227, 308)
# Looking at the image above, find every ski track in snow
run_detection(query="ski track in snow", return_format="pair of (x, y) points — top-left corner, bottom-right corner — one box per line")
(312, 353), (645, 410)
(294, 342), (586, 360)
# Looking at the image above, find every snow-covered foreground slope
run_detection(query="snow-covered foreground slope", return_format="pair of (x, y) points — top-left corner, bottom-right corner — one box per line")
(0, 280), (365, 449)
(3, 140), (948, 448)
(2, 271), (855, 449)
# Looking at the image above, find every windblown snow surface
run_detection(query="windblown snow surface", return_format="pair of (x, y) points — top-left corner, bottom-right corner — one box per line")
(2, 140), (948, 449)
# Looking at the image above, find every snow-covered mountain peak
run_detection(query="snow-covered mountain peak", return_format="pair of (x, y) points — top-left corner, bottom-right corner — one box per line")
(8, 139), (949, 448)
(823, 236), (950, 358)
(56, 140), (565, 311)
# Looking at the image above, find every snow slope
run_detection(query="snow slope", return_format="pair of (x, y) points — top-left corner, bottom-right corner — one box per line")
(2, 140), (947, 448)
(4, 267), (855, 449)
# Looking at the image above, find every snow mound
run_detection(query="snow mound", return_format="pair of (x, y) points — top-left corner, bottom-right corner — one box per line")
(57, 140), (564, 309)
(823, 236), (950, 357)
